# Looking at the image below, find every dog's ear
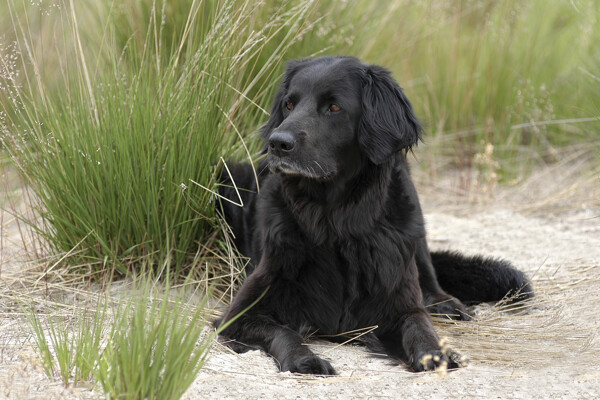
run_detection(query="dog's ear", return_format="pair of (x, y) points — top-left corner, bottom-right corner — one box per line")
(261, 60), (304, 141)
(358, 65), (423, 165)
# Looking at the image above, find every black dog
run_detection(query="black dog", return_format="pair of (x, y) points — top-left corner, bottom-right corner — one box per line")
(215, 56), (532, 374)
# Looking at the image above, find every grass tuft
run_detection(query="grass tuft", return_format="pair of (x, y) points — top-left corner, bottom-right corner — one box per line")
(94, 279), (213, 399)
(1, 0), (319, 277)
(22, 301), (107, 386)
(22, 273), (221, 399)
(24, 308), (55, 378)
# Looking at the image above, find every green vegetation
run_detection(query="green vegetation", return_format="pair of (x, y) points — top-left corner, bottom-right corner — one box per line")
(93, 282), (213, 399)
(353, 1), (600, 167)
(23, 276), (217, 398)
(24, 301), (106, 385)
(1, 0), (321, 275)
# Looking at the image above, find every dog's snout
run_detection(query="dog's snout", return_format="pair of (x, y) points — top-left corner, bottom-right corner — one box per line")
(268, 131), (296, 156)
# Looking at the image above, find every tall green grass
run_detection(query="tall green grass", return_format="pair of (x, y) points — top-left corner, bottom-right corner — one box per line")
(1, 0), (321, 276)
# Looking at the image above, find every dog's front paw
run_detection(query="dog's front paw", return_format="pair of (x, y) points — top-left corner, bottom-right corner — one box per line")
(281, 354), (336, 375)
(413, 341), (468, 373)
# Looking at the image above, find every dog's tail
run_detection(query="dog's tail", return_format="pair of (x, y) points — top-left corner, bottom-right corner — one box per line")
(430, 251), (534, 303)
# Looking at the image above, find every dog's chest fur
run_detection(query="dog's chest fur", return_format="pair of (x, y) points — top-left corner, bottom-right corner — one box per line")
(254, 159), (424, 333)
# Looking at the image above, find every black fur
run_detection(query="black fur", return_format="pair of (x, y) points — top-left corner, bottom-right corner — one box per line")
(215, 56), (533, 375)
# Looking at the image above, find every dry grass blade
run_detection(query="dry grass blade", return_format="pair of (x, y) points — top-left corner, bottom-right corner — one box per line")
(434, 264), (600, 368)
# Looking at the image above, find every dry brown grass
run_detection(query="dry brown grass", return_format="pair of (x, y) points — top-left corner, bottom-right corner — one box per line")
(434, 263), (599, 369)
(414, 141), (600, 215)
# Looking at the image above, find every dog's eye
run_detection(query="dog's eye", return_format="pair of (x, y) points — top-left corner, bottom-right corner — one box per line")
(329, 104), (341, 113)
(285, 100), (293, 111)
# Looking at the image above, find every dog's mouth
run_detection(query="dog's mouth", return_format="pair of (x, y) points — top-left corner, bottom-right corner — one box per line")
(267, 157), (335, 180)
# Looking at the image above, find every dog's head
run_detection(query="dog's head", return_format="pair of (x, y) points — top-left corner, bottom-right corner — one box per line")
(262, 56), (423, 179)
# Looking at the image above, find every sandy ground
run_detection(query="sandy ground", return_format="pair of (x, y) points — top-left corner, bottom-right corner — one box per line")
(1, 164), (599, 399)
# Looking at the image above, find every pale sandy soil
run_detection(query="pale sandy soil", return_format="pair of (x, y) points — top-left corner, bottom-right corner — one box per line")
(1, 162), (599, 399)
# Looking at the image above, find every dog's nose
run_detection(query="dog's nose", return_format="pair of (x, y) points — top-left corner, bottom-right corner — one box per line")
(268, 131), (296, 156)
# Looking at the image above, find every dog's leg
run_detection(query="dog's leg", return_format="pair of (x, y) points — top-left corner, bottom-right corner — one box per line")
(221, 314), (336, 375)
(415, 238), (470, 320)
(379, 308), (462, 372)
(217, 270), (336, 375)
(401, 309), (461, 371)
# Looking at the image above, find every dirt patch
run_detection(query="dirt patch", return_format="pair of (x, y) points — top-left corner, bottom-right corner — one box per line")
(1, 164), (599, 399)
